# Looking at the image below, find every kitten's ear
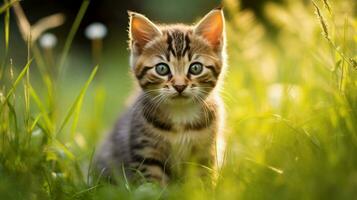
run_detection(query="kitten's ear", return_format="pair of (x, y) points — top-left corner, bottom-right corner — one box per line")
(194, 8), (225, 50)
(128, 11), (161, 52)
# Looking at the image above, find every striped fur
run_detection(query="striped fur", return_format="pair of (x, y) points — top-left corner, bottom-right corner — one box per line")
(96, 8), (226, 186)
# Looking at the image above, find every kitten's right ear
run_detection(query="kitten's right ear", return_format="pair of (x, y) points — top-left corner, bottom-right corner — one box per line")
(194, 8), (224, 51)
(128, 11), (161, 52)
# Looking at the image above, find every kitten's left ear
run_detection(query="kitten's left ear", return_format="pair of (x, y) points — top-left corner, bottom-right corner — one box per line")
(194, 8), (225, 50)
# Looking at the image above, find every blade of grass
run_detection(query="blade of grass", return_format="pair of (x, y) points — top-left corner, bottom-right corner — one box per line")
(0, 59), (32, 112)
(4, 0), (10, 51)
(31, 44), (56, 120)
(0, 0), (18, 14)
(71, 185), (100, 199)
(0, 0), (11, 80)
(245, 158), (284, 175)
(24, 33), (32, 140)
(87, 148), (96, 185)
(322, 0), (332, 15)
(56, 65), (98, 136)
(312, 0), (356, 70)
(29, 86), (53, 136)
(312, 1), (330, 40)
(30, 114), (42, 132)
(122, 163), (132, 192)
(10, 1), (55, 98)
(58, 0), (89, 73)
(53, 140), (75, 160)
(6, 100), (18, 142)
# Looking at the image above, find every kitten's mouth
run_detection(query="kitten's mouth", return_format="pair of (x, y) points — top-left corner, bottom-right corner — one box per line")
(171, 93), (189, 99)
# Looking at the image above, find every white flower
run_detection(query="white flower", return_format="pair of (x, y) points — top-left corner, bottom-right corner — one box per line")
(39, 33), (57, 48)
(85, 22), (108, 40)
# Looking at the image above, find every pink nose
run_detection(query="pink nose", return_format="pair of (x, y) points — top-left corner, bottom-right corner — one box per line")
(173, 85), (187, 93)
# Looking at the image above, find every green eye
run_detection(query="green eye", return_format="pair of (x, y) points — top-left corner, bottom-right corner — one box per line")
(189, 62), (203, 75)
(155, 63), (170, 75)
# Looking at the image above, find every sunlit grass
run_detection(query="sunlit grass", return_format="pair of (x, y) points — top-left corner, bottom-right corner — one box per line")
(0, 0), (356, 199)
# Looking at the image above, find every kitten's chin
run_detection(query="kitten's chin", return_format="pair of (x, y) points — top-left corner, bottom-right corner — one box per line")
(167, 94), (194, 105)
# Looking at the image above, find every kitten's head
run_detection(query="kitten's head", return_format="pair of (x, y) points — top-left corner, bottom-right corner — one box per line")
(128, 8), (226, 105)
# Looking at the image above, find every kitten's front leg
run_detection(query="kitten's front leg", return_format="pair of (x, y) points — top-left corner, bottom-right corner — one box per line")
(129, 138), (171, 186)
(130, 156), (170, 186)
(191, 141), (218, 186)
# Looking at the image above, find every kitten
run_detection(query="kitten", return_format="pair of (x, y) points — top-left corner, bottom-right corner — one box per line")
(96, 8), (226, 186)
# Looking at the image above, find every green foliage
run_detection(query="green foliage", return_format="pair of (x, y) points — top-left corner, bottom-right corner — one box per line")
(0, 0), (18, 14)
(0, 0), (356, 199)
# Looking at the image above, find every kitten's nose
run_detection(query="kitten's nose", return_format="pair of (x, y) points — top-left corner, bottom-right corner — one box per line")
(173, 85), (187, 93)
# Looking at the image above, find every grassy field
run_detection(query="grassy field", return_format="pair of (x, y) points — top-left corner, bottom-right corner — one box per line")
(1, 0), (357, 199)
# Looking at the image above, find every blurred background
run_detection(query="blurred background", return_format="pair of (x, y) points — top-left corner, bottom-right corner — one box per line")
(0, 0), (357, 199)
(2, 0), (298, 142)
(3, 0), (289, 62)
(0, 0), (299, 132)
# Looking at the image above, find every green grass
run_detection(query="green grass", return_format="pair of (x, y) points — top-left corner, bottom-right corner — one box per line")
(0, 0), (357, 199)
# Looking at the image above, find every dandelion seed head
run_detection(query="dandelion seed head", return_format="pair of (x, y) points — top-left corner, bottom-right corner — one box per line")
(85, 22), (108, 40)
(39, 33), (57, 48)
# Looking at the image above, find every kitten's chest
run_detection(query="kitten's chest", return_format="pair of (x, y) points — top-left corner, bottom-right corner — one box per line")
(162, 103), (216, 159)
(165, 129), (213, 177)
(166, 128), (212, 161)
